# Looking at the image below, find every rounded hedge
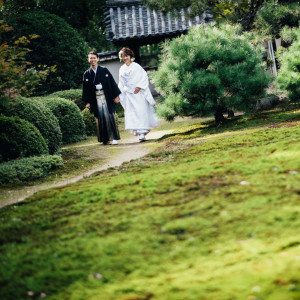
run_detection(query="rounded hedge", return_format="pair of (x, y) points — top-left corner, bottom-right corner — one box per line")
(49, 89), (85, 110)
(0, 115), (48, 162)
(7, 10), (89, 95)
(0, 155), (63, 185)
(276, 27), (300, 103)
(34, 97), (86, 144)
(81, 108), (97, 136)
(6, 97), (62, 154)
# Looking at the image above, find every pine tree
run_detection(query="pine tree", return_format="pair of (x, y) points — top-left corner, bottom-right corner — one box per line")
(152, 24), (273, 123)
(276, 27), (300, 103)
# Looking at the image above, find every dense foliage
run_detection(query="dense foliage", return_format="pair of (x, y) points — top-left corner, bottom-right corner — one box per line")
(0, 21), (51, 108)
(276, 27), (300, 102)
(81, 108), (97, 136)
(152, 24), (273, 122)
(145, 0), (300, 32)
(2, 0), (115, 52)
(255, 1), (300, 38)
(34, 97), (87, 144)
(0, 154), (63, 184)
(5, 97), (62, 154)
(0, 115), (48, 162)
(6, 10), (88, 95)
(145, 0), (266, 30)
(49, 89), (85, 110)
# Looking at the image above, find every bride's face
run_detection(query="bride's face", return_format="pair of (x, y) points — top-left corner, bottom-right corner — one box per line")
(122, 54), (131, 65)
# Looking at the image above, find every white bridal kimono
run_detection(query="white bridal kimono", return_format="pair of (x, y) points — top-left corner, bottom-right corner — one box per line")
(119, 62), (158, 134)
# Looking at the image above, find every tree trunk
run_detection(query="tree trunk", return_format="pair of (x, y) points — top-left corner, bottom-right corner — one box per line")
(227, 109), (234, 118)
(214, 105), (225, 124)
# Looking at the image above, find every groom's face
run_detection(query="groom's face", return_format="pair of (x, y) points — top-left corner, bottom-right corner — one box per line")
(88, 54), (99, 68)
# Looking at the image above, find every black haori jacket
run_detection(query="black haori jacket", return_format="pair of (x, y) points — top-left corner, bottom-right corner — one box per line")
(82, 66), (121, 117)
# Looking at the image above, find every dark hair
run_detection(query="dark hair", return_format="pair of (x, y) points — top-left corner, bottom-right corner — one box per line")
(120, 47), (135, 58)
(88, 51), (99, 58)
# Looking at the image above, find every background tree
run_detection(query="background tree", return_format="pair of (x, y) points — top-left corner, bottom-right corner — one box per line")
(255, 0), (300, 39)
(1, 0), (115, 52)
(276, 27), (300, 103)
(145, 0), (299, 31)
(152, 24), (273, 123)
(39, 0), (114, 52)
(145, 0), (267, 30)
(0, 20), (52, 108)
(5, 10), (89, 94)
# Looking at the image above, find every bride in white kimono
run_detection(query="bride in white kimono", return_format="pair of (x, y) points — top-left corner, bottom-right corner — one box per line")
(118, 47), (158, 141)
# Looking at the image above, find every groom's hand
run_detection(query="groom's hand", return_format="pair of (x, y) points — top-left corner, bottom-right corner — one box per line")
(85, 103), (91, 109)
(134, 87), (141, 94)
(113, 97), (120, 103)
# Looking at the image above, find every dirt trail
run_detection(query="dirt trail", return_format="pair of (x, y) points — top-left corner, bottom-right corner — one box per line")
(0, 129), (172, 209)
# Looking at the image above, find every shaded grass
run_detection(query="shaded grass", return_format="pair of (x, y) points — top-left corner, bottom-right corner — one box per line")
(0, 109), (299, 300)
(159, 108), (300, 141)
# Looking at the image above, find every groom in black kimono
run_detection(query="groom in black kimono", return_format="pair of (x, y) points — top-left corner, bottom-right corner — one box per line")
(82, 51), (121, 145)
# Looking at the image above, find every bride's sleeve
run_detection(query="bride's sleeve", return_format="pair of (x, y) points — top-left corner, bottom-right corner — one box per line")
(118, 68), (125, 92)
(132, 63), (149, 90)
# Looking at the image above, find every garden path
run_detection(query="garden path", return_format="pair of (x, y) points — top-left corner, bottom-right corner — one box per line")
(0, 122), (187, 209)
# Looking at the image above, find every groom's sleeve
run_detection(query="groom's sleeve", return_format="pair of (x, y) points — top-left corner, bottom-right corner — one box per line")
(82, 72), (89, 103)
(107, 70), (121, 99)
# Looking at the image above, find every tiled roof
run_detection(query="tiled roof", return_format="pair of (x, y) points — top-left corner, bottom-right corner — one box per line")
(104, 0), (213, 45)
(98, 50), (119, 62)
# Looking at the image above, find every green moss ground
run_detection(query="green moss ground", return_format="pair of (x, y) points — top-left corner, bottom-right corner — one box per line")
(0, 108), (299, 300)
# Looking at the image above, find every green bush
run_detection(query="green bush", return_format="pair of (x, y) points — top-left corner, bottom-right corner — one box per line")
(49, 89), (85, 110)
(34, 97), (86, 144)
(6, 10), (89, 95)
(0, 115), (48, 162)
(5, 97), (62, 154)
(0, 155), (63, 185)
(116, 102), (124, 118)
(276, 27), (300, 103)
(81, 108), (96, 136)
(152, 24), (273, 123)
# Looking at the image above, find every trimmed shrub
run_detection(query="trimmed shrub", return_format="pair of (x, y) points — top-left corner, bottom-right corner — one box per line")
(82, 108), (97, 136)
(0, 155), (63, 185)
(276, 27), (300, 103)
(49, 89), (85, 110)
(6, 10), (89, 95)
(6, 97), (62, 154)
(116, 102), (124, 118)
(34, 97), (86, 144)
(152, 24), (273, 123)
(0, 115), (48, 162)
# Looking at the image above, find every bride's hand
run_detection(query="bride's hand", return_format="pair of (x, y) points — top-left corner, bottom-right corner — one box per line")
(113, 97), (120, 103)
(134, 87), (141, 94)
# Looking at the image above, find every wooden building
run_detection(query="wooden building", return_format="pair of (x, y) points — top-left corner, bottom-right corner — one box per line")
(104, 0), (213, 63)
(100, 0), (213, 92)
